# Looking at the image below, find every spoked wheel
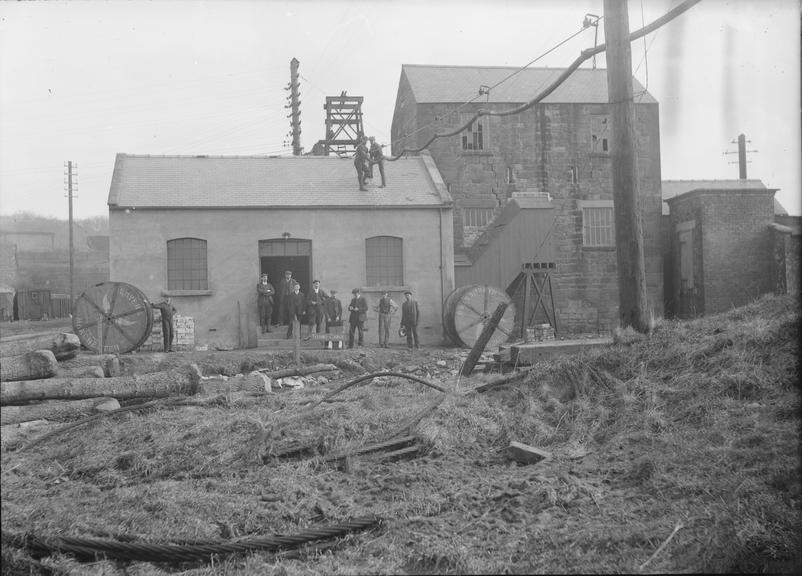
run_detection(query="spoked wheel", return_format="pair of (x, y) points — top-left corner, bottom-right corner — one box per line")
(442, 284), (515, 348)
(72, 282), (153, 353)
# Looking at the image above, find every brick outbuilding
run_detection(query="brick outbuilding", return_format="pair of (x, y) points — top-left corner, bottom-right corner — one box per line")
(108, 153), (454, 349)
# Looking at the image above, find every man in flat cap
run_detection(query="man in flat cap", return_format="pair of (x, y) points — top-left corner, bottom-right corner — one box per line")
(257, 272), (275, 334)
(347, 288), (368, 348)
(305, 279), (329, 335)
(401, 290), (420, 349)
(325, 289), (343, 334)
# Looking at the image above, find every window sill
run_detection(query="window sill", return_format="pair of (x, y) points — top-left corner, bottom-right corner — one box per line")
(162, 289), (214, 297)
(581, 246), (616, 252)
(360, 286), (410, 294)
(588, 152), (610, 158)
(460, 150), (492, 157)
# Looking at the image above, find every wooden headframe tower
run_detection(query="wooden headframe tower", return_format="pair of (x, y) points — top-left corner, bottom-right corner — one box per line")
(323, 92), (364, 156)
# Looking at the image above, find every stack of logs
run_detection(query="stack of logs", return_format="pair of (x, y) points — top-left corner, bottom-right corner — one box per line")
(0, 331), (340, 449)
(0, 332), (127, 447)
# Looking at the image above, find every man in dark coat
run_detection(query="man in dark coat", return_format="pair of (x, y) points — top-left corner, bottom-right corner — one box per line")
(325, 289), (343, 334)
(368, 136), (386, 188)
(401, 290), (420, 349)
(286, 282), (306, 339)
(150, 297), (176, 352)
(276, 270), (295, 326)
(257, 273), (275, 333)
(305, 279), (329, 335)
(347, 288), (368, 348)
(354, 136), (370, 192)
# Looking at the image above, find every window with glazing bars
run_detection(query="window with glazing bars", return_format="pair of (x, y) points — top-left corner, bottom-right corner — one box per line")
(365, 236), (403, 286)
(590, 114), (609, 153)
(582, 207), (615, 246)
(461, 115), (486, 150)
(462, 207), (494, 227)
(167, 238), (208, 290)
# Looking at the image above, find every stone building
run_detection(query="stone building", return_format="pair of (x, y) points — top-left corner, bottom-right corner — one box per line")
(107, 153), (454, 350)
(391, 64), (663, 335)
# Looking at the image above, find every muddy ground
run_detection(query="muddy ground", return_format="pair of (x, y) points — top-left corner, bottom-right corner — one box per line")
(1, 296), (800, 575)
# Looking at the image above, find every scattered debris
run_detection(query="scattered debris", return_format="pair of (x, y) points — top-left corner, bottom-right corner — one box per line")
(505, 441), (551, 465)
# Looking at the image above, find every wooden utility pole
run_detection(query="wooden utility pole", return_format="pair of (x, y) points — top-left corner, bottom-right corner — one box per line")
(65, 161), (76, 310)
(604, 0), (651, 332)
(286, 58), (302, 155)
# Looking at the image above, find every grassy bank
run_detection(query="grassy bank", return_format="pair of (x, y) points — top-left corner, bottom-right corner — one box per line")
(1, 294), (799, 574)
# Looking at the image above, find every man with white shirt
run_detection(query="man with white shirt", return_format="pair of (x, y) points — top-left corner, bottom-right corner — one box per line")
(305, 279), (329, 335)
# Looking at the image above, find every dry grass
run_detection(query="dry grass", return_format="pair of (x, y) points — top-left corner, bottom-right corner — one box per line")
(2, 294), (799, 574)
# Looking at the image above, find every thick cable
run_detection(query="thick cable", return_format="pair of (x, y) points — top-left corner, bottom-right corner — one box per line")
(388, 0), (702, 161)
(13, 516), (380, 563)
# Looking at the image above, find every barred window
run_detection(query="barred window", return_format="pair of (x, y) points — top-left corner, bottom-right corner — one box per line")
(590, 114), (609, 153)
(461, 114), (487, 150)
(365, 236), (403, 286)
(167, 238), (208, 290)
(462, 207), (494, 227)
(582, 206), (615, 247)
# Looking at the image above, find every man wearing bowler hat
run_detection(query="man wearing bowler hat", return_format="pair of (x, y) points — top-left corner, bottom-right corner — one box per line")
(277, 270), (295, 326)
(347, 288), (368, 348)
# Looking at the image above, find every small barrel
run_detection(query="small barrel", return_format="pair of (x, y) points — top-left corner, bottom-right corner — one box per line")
(442, 284), (515, 349)
(72, 282), (153, 354)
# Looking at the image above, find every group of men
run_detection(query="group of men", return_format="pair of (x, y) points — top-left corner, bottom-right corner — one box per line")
(353, 135), (386, 192)
(257, 270), (419, 349)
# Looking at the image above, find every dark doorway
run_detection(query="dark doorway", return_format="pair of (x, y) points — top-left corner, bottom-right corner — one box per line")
(259, 239), (312, 325)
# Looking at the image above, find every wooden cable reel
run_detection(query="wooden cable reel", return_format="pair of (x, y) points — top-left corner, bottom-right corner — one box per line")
(442, 284), (515, 348)
(72, 282), (153, 354)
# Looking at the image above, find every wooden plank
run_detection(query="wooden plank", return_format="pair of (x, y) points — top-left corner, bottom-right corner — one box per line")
(506, 441), (551, 464)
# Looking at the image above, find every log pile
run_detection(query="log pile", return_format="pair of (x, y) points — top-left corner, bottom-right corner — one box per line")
(0, 330), (339, 450)
(0, 332), (129, 446)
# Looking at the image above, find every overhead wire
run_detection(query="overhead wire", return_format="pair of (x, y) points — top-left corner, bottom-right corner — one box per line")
(389, 22), (596, 155)
(387, 0), (703, 161)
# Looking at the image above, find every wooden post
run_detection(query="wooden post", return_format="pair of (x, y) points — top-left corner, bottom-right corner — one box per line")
(293, 318), (301, 366)
(604, 0), (651, 333)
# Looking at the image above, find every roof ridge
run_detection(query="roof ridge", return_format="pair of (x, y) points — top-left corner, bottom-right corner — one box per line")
(402, 63), (607, 72)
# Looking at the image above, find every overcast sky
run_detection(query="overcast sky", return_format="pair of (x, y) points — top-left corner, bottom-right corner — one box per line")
(0, 0), (799, 220)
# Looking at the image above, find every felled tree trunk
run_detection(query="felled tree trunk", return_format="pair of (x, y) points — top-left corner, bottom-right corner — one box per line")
(0, 366), (200, 405)
(58, 354), (121, 377)
(0, 350), (58, 382)
(56, 366), (105, 379)
(1, 397), (120, 425)
(0, 419), (53, 449)
(0, 333), (81, 361)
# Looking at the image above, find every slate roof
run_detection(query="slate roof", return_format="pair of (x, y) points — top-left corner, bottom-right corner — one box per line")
(661, 179), (784, 216)
(401, 64), (656, 105)
(108, 153), (452, 210)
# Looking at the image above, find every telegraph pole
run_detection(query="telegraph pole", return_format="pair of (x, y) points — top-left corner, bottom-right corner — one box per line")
(286, 58), (302, 156)
(604, 0), (651, 332)
(65, 161), (76, 310)
(723, 133), (758, 179)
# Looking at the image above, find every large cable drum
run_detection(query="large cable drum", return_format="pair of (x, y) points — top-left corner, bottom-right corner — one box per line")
(442, 284), (515, 349)
(72, 282), (153, 354)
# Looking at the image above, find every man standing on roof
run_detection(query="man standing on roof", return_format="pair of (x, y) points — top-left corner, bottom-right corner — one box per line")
(368, 136), (386, 188)
(354, 136), (370, 192)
